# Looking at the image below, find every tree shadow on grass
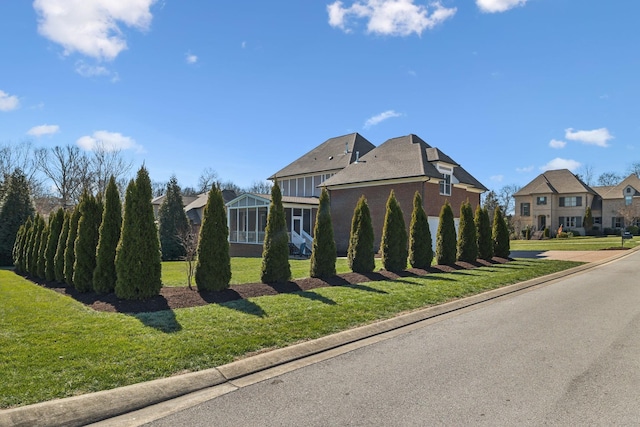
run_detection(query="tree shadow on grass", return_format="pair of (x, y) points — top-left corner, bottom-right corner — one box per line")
(297, 291), (336, 305)
(133, 309), (182, 333)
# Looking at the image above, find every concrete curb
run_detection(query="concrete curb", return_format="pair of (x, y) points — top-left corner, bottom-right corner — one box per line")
(2, 248), (636, 427)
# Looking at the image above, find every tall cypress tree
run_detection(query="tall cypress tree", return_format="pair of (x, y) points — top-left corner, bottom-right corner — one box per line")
(13, 217), (31, 274)
(261, 181), (291, 283)
(36, 220), (49, 279)
(54, 211), (70, 282)
(73, 193), (102, 292)
(310, 188), (336, 278)
(457, 200), (478, 262)
(26, 215), (43, 276)
(116, 167), (162, 299)
(195, 185), (231, 291)
(347, 195), (375, 273)
(436, 201), (457, 265)
(408, 191), (433, 269)
(493, 206), (510, 258)
(44, 208), (64, 281)
(475, 205), (494, 261)
(93, 176), (122, 294)
(64, 208), (81, 285)
(380, 190), (408, 272)
(159, 176), (189, 261)
(0, 169), (35, 266)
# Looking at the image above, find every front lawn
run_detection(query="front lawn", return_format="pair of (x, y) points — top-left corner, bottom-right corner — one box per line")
(510, 236), (639, 251)
(1, 258), (580, 408)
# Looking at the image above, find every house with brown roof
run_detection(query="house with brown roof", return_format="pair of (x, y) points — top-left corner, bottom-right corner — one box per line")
(513, 170), (640, 235)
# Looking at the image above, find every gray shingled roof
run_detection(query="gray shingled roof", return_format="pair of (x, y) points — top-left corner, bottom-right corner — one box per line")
(514, 169), (596, 196)
(268, 133), (375, 180)
(321, 134), (487, 191)
(593, 174), (640, 199)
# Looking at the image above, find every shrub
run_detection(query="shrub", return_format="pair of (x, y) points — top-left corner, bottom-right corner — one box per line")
(456, 200), (478, 263)
(436, 201), (456, 265)
(44, 208), (64, 281)
(475, 205), (494, 261)
(36, 220), (49, 279)
(557, 231), (569, 239)
(380, 190), (408, 272)
(159, 176), (189, 261)
(543, 227), (550, 238)
(627, 225), (639, 236)
(260, 181), (291, 283)
(73, 193), (102, 292)
(310, 188), (336, 278)
(0, 169), (35, 266)
(63, 209), (81, 285)
(492, 206), (510, 258)
(408, 192), (433, 269)
(54, 211), (70, 283)
(347, 195), (375, 273)
(93, 177), (122, 294)
(12, 217), (31, 274)
(27, 215), (44, 276)
(195, 185), (231, 291)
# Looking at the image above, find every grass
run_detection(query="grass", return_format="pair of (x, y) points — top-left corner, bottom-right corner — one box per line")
(161, 257), (384, 287)
(1, 258), (580, 408)
(510, 235), (639, 251)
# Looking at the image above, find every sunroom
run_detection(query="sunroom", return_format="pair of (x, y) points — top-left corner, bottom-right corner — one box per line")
(226, 193), (319, 257)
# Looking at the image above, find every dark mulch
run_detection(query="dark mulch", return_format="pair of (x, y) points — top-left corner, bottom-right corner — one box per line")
(23, 257), (511, 314)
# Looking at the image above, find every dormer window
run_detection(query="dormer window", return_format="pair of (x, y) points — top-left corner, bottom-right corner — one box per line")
(440, 173), (451, 196)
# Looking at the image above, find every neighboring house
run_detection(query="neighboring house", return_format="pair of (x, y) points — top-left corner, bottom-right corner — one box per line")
(151, 194), (199, 220)
(513, 169), (640, 235)
(321, 134), (487, 253)
(184, 189), (237, 235)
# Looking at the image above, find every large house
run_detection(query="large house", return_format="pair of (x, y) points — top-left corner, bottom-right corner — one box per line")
(227, 132), (487, 256)
(513, 169), (640, 235)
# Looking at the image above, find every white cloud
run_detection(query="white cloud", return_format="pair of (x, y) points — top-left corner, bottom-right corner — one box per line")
(516, 165), (534, 173)
(565, 127), (613, 148)
(364, 110), (402, 128)
(477, 0), (528, 13)
(33, 0), (156, 61)
(77, 130), (143, 152)
(241, 41), (247, 48)
(75, 61), (110, 77)
(27, 124), (60, 137)
(540, 158), (581, 172)
(549, 139), (566, 149)
(0, 90), (20, 111)
(490, 175), (503, 183)
(186, 53), (198, 64)
(327, 0), (456, 36)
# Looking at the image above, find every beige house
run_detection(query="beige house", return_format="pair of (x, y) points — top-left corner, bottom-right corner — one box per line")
(514, 169), (640, 235)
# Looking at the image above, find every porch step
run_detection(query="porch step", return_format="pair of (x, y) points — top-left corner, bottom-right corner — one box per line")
(531, 231), (544, 240)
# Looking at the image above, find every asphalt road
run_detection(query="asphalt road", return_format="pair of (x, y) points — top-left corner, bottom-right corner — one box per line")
(145, 252), (640, 426)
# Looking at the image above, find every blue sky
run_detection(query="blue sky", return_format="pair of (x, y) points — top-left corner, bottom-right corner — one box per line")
(1, 0), (638, 192)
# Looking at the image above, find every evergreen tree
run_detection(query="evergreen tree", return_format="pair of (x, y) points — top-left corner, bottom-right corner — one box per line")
(310, 187), (336, 278)
(73, 193), (102, 292)
(457, 201), (478, 262)
(93, 176), (122, 294)
(115, 167), (163, 299)
(475, 205), (494, 261)
(26, 215), (43, 276)
(0, 169), (35, 266)
(380, 190), (408, 272)
(195, 185), (231, 291)
(260, 181), (291, 283)
(493, 206), (511, 258)
(347, 195), (375, 273)
(36, 220), (49, 279)
(64, 208), (81, 285)
(13, 217), (31, 273)
(436, 201), (457, 265)
(44, 208), (64, 281)
(408, 191), (433, 269)
(584, 206), (594, 233)
(54, 211), (70, 282)
(159, 176), (189, 260)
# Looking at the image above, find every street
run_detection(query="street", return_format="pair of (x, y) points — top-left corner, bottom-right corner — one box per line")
(145, 252), (640, 426)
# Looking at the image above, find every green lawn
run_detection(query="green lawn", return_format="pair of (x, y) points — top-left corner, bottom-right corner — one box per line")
(510, 235), (639, 251)
(1, 258), (580, 408)
(161, 257), (384, 287)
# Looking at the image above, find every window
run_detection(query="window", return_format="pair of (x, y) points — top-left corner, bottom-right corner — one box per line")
(612, 217), (623, 228)
(625, 195), (633, 206)
(536, 196), (547, 205)
(520, 203), (530, 216)
(559, 216), (582, 228)
(559, 196), (582, 207)
(594, 217), (602, 225)
(440, 173), (451, 196)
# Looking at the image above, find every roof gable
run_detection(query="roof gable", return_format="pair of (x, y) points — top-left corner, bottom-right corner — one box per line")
(594, 174), (640, 199)
(269, 133), (375, 179)
(515, 169), (595, 196)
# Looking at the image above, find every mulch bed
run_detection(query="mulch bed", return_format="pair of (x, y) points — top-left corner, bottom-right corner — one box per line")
(23, 258), (511, 314)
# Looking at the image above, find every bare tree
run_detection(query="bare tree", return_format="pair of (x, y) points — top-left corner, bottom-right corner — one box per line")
(36, 145), (92, 208)
(246, 180), (273, 194)
(597, 172), (623, 186)
(219, 180), (243, 195)
(151, 180), (167, 197)
(576, 164), (595, 186)
(482, 190), (500, 223)
(0, 140), (44, 196)
(90, 142), (133, 196)
(176, 224), (199, 290)
(627, 162), (640, 178)
(197, 167), (218, 193)
(498, 184), (520, 216)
